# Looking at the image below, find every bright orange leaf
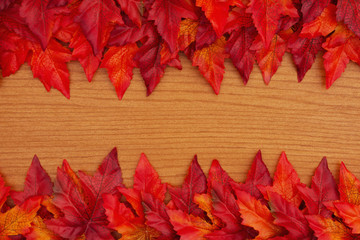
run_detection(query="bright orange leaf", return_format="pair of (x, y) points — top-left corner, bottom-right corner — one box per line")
(307, 215), (355, 239)
(178, 18), (199, 51)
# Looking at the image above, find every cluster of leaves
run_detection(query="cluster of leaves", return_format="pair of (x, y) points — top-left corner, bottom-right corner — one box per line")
(0, 148), (360, 239)
(1, 0), (360, 99)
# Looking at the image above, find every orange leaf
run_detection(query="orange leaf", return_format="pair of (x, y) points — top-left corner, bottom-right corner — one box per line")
(192, 37), (228, 94)
(236, 191), (284, 239)
(100, 43), (138, 100)
(26, 216), (61, 240)
(307, 215), (354, 239)
(334, 202), (360, 234)
(178, 18), (199, 51)
(339, 162), (360, 205)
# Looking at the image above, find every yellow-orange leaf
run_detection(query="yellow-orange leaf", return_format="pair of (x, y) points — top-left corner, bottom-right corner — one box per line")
(339, 162), (360, 205)
(307, 215), (353, 239)
(194, 193), (221, 227)
(237, 191), (284, 239)
(178, 19), (199, 51)
(192, 37), (228, 94)
(26, 216), (61, 240)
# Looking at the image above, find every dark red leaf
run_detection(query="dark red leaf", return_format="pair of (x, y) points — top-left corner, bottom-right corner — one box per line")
(117, 0), (142, 27)
(301, 0), (330, 23)
(336, 0), (360, 38)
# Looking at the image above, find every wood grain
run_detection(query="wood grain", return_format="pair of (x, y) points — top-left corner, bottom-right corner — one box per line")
(1, 53), (360, 191)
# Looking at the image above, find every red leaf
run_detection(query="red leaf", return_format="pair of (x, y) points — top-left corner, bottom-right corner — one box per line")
(0, 0), (14, 11)
(336, 0), (360, 38)
(297, 157), (339, 217)
(0, 174), (10, 210)
(196, 0), (231, 36)
(322, 24), (360, 88)
(108, 20), (148, 47)
(75, 0), (123, 55)
(117, 0), (142, 27)
(251, 34), (287, 85)
(100, 43), (138, 100)
(269, 192), (313, 239)
(70, 27), (101, 82)
(134, 153), (167, 202)
(259, 152), (304, 207)
(231, 150), (272, 204)
(10, 155), (53, 206)
(47, 148), (123, 240)
(168, 155), (207, 217)
(334, 202), (360, 234)
(192, 37), (228, 94)
(247, 0), (298, 47)
(19, 0), (67, 49)
(301, 0), (330, 23)
(28, 39), (72, 98)
(195, 14), (217, 50)
(148, 0), (196, 52)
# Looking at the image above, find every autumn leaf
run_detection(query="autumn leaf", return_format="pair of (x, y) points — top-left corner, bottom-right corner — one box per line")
(195, 14), (218, 50)
(336, 0), (360, 38)
(297, 157), (339, 217)
(117, 0), (142, 27)
(334, 202), (360, 234)
(28, 39), (72, 98)
(339, 162), (360, 205)
(192, 37), (228, 94)
(148, 0), (197, 53)
(74, 0), (123, 55)
(100, 43), (138, 100)
(25, 216), (62, 240)
(10, 155), (53, 206)
(168, 155), (207, 217)
(251, 34), (287, 84)
(322, 24), (360, 88)
(301, 0), (330, 23)
(236, 190), (284, 239)
(178, 18), (199, 51)
(307, 215), (355, 239)
(0, 0), (14, 11)
(19, 0), (68, 49)
(46, 148), (123, 240)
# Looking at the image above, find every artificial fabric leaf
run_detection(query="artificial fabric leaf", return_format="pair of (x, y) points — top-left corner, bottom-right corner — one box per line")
(196, 0), (231, 37)
(339, 162), (360, 205)
(0, 197), (41, 237)
(231, 150), (272, 203)
(0, 173), (9, 210)
(47, 148), (123, 240)
(100, 43), (138, 100)
(336, 0), (360, 38)
(322, 24), (360, 88)
(195, 14), (217, 50)
(178, 18), (199, 51)
(236, 190), (284, 239)
(134, 153), (167, 202)
(70, 27), (101, 82)
(168, 155), (207, 217)
(269, 192), (313, 239)
(247, 0), (298, 47)
(288, 33), (324, 82)
(224, 7), (253, 34)
(74, 0), (123, 55)
(25, 216), (61, 240)
(108, 18), (148, 47)
(28, 39), (72, 98)
(307, 215), (355, 239)
(117, 0), (142, 27)
(11, 155), (53, 206)
(334, 202), (360, 234)
(192, 37), (227, 94)
(259, 152), (303, 207)
(300, 4), (337, 39)
(148, 0), (196, 53)
(0, 0), (14, 11)
(301, 0), (330, 23)
(0, 26), (30, 77)
(19, 0), (67, 49)
(297, 157), (339, 217)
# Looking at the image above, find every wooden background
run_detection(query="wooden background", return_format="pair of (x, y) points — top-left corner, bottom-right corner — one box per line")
(1, 53), (360, 191)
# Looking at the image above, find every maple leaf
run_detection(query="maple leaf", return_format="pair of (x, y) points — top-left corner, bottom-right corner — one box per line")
(178, 18), (199, 51)
(100, 43), (138, 100)
(168, 155), (207, 217)
(336, 0), (360, 38)
(322, 24), (360, 88)
(10, 155), (53, 206)
(251, 34), (287, 84)
(196, 0), (231, 37)
(339, 162), (360, 205)
(148, 0), (196, 53)
(301, 0), (330, 23)
(69, 27), (102, 82)
(334, 202), (360, 234)
(19, 0), (68, 49)
(28, 39), (72, 98)
(258, 152), (304, 207)
(192, 37), (228, 94)
(195, 14), (218, 50)
(74, 0), (123, 55)
(300, 4), (337, 39)
(236, 190), (284, 239)
(307, 215), (356, 239)
(0, 26), (30, 77)
(288, 32), (324, 82)
(25, 216), (62, 240)
(247, 0), (298, 47)
(297, 157), (339, 217)
(117, 0), (142, 27)
(231, 150), (272, 204)
(269, 192), (313, 239)
(46, 148), (123, 240)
